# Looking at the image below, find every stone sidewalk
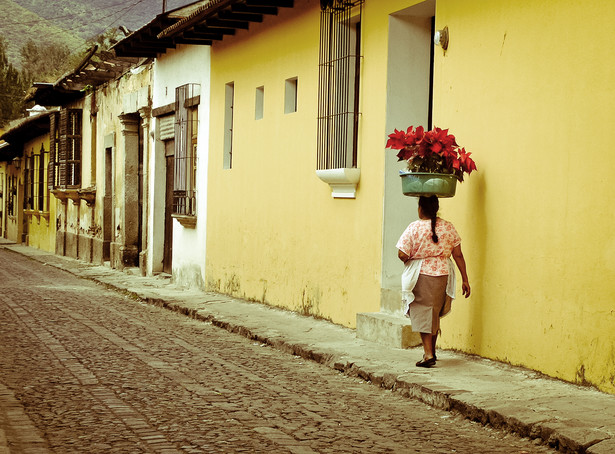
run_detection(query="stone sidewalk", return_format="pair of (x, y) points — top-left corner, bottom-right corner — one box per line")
(2, 240), (614, 454)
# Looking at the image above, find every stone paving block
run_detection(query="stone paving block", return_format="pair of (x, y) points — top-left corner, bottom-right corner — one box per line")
(587, 438), (615, 454)
(538, 421), (611, 453)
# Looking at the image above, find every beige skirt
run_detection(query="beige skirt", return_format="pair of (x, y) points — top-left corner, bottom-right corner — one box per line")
(408, 274), (448, 334)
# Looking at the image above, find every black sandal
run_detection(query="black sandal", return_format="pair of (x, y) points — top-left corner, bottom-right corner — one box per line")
(416, 356), (436, 368)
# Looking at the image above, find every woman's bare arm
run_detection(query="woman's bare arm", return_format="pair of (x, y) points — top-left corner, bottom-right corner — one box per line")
(398, 249), (410, 263)
(452, 244), (471, 298)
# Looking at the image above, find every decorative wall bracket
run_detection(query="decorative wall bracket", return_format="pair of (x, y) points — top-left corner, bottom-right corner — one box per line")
(78, 187), (96, 206)
(172, 214), (197, 228)
(51, 189), (79, 205)
(51, 187), (96, 206)
(316, 168), (361, 199)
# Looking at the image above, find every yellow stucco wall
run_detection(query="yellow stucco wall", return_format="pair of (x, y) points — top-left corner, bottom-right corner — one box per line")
(206, 0), (615, 393)
(431, 0), (615, 394)
(207, 1), (384, 326)
(23, 134), (55, 252)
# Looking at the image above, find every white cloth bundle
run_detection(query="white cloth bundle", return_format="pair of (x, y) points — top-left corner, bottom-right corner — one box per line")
(401, 258), (456, 317)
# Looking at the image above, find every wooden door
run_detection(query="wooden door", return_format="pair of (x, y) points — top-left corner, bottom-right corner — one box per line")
(163, 140), (174, 274)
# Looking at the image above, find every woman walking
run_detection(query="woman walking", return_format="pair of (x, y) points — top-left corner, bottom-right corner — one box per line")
(397, 195), (470, 367)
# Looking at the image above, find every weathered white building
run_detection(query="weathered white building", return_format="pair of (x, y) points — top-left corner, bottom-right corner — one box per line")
(114, 2), (211, 288)
(149, 45), (210, 287)
(26, 47), (152, 271)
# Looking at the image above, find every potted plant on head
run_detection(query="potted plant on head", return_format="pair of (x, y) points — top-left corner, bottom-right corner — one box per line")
(386, 126), (477, 197)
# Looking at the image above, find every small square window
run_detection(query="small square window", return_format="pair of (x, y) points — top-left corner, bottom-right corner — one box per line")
(284, 77), (298, 114)
(255, 86), (264, 120)
(223, 82), (234, 169)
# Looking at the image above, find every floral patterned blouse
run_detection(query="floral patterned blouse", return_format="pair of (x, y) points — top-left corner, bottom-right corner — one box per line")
(396, 218), (461, 276)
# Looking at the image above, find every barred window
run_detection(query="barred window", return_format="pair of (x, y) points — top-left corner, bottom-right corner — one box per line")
(25, 145), (49, 212)
(7, 175), (17, 217)
(38, 145), (48, 211)
(49, 115), (59, 189)
(174, 83), (200, 216)
(49, 109), (82, 189)
(317, 0), (363, 170)
(25, 154), (33, 210)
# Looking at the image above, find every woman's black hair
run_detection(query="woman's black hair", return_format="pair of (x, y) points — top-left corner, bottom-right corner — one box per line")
(419, 195), (439, 243)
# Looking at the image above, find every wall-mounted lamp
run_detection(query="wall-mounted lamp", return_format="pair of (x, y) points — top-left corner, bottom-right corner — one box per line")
(12, 156), (21, 170)
(434, 26), (449, 53)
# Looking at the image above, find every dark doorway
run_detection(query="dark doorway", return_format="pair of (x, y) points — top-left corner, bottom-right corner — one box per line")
(103, 147), (113, 261)
(163, 140), (174, 274)
(138, 119), (144, 258)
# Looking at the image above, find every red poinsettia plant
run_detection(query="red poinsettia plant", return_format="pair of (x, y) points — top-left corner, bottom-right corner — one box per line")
(386, 126), (477, 181)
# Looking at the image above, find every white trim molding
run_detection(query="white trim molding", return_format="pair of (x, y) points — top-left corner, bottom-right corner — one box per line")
(316, 168), (361, 199)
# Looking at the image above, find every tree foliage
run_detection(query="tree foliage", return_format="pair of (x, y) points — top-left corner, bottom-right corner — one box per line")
(20, 39), (74, 85)
(0, 0), (84, 67)
(0, 36), (28, 128)
(0, 25), (129, 128)
(0, 0), (197, 127)
(85, 27), (125, 52)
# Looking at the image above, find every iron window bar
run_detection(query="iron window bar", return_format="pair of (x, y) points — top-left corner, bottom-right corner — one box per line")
(174, 83), (200, 216)
(317, 0), (363, 170)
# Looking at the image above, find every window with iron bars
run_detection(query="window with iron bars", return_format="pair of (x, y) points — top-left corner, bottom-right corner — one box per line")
(7, 175), (17, 217)
(317, 0), (363, 170)
(24, 145), (49, 212)
(174, 84), (200, 216)
(48, 109), (82, 189)
(25, 154), (33, 210)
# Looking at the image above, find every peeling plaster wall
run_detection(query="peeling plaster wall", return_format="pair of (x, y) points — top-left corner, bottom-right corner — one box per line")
(23, 134), (56, 253)
(55, 64), (153, 267)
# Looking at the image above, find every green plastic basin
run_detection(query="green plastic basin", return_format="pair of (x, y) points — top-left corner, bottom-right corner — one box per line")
(400, 172), (458, 198)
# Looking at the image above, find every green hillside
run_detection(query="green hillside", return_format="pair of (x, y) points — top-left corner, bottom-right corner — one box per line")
(11, 0), (161, 40)
(1, 0), (196, 68)
(0, 0), (84, 68)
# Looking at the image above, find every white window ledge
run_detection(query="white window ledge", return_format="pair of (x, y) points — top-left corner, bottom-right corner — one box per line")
(316, 168), (361, 199)
(172, 214), (197, 228)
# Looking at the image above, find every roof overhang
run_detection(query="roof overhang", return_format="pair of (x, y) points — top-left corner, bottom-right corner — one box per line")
(113, 15), (183, 58)
(0, 141), (10, 161)
(25, 83), (83, 107)
(0, 111), (54, 161)
(113, 0), (294, 58)
(26, 45), (142, 107)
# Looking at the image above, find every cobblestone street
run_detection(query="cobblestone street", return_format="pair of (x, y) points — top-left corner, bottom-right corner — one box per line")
(0, 249), (555, 454)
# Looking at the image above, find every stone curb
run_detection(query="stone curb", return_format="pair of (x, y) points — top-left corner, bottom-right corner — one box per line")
(4, 245), (615, 454)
